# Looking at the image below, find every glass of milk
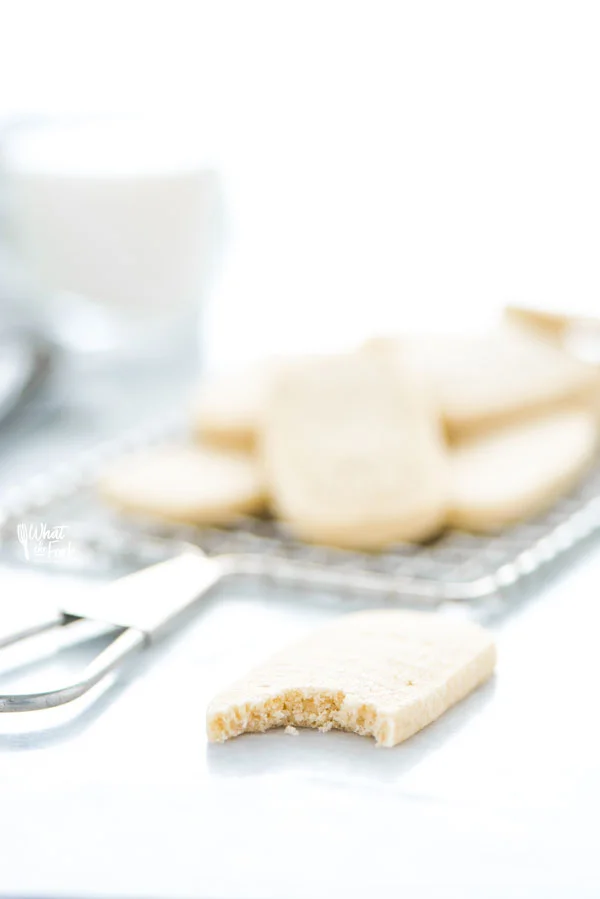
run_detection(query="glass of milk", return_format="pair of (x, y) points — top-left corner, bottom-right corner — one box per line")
(1, 117), (225, 360)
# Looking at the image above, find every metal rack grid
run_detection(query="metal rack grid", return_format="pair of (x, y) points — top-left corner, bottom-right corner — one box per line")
(1, 421), (600, 613)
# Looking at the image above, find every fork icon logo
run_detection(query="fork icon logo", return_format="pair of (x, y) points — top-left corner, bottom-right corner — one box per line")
(17, 523), (29, 561)
(16, 522), (72, 562)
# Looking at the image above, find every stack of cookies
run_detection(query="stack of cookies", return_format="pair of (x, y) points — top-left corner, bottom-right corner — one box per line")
(99, 319), (600, 550)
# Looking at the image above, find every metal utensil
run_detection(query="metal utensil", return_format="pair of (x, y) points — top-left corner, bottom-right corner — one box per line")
(0, 548), (225, 712)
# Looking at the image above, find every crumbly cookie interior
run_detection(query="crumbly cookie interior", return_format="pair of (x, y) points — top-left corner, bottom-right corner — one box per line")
(207, 689), (389, 745)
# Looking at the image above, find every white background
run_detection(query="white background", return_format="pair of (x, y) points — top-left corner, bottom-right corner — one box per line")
(2, 1), (600, 362)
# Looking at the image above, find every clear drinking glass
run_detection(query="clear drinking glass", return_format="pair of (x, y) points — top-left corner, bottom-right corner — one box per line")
(1, 116), (225, 364)
(0, 116), (227, 432)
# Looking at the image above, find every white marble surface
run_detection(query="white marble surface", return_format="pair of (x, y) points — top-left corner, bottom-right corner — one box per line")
(0, 545), (599, 898)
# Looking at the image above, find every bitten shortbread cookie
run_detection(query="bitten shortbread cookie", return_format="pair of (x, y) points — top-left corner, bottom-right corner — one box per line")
(261, 352), (448, 549)
(207, 610), (496, 747)
(191, 364), (270, 451)
(449, 408), (597, 532)
(369, 328), (600, 440)
(99, 444), (266, 525)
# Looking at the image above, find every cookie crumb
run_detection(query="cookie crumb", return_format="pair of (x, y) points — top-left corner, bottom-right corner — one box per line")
(284, 725), (299, 736)
(318, 722), (334, 733)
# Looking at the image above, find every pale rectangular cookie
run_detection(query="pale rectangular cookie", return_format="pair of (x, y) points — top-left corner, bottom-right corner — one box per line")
(191, 364), (271, 452)
(261, 352), (448, 549)
(449, 407), (597, 532)
(99, 444), (266, 525)
(504, 304), (574, 342)
(207, 610), (496, 748)
(368, 327), (600, 440)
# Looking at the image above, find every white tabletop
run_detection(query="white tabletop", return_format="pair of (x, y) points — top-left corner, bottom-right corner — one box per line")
(0, 544), (598, 898)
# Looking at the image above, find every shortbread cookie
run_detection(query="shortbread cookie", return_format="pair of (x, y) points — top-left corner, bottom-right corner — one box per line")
(368, 328), (600, 440)
(504, 304), (573, 342)
(99, 444), (266, 525)
(191, 365), (269, 451)
(207, 610), (496, 747)
(261, 352), (448, 549)
(505, 305), (600, 366)
(448, 408), (597, 532)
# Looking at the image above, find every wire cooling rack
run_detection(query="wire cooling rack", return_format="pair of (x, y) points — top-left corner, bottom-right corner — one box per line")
(1, 420), (600, 615)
